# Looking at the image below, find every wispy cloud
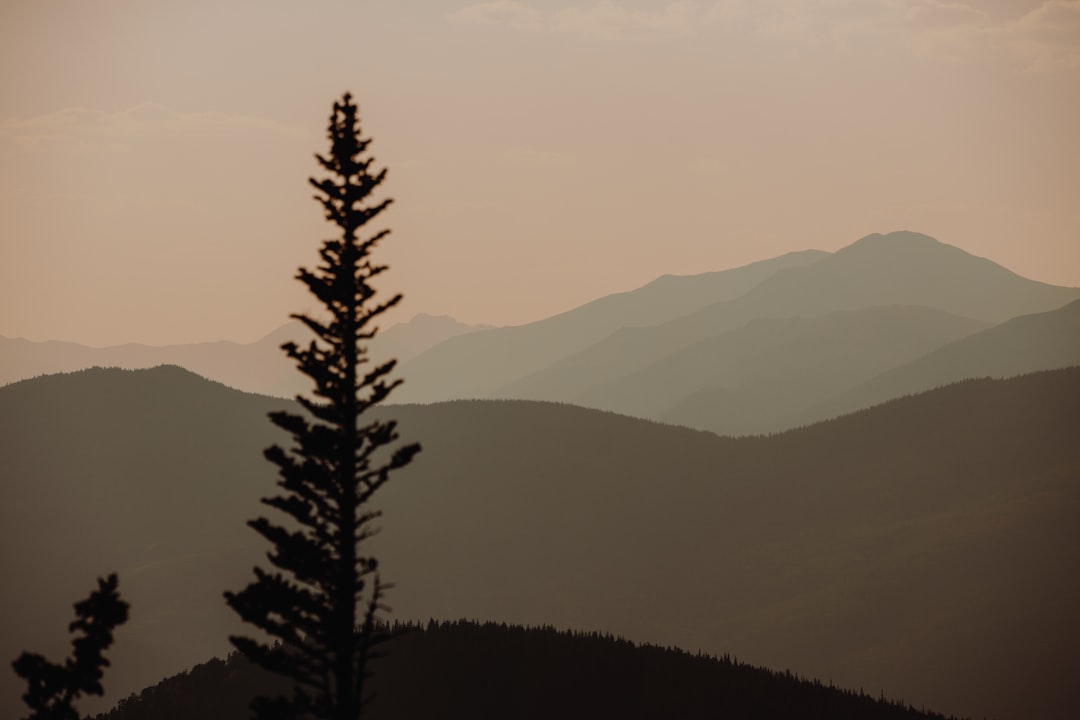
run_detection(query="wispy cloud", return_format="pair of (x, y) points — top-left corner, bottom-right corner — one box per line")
(751, 3), (823, 42)
(552, 1), (701, 42)
(704, 0), (746, 24)
(449, 1), (703, 42)
(448, 0), (544, 31)
(446, 0), (1080, 71)
(989, 0), (1080, 72)
(881, 0), (1080, 72)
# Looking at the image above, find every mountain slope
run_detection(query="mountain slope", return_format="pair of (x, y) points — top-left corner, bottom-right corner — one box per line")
(94, 621), (958, 720)
(504, 231), (1080, 404)
(0, 313), (485, 395)
(1, 366), (1078, 720)
(393, 249), (827, 402)
(568, 305), (985, 431)
(778, 298), (1080, 432)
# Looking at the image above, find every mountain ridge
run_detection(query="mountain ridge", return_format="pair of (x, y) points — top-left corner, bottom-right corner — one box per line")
(498, 230), (1080, 407)
(93, 620), (960, 720)
(776, 298), (1080, 432)
(565, 304), (986, 429)
(0, 313), (488, 395)
(393, 249), (829, 402)
(2, 364), (1077, 720)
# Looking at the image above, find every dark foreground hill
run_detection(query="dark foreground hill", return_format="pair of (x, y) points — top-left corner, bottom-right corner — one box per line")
(2, 366), (1078, 720)
(94, 621), (958, 720)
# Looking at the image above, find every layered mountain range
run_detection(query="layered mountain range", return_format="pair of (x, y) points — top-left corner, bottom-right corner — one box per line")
(399, 231), (1080, 434)
(2, 365), (1078, 720)
(4, 230), (1080, 719)
(0, 313), (488, 397)
(6, 231), (1079, 437)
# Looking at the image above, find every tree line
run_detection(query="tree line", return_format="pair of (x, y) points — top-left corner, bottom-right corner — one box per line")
(95, 620), (961, 720)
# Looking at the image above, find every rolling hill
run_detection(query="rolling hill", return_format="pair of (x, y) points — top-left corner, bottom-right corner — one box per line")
(93, 621), (959, 720)
(1, 365), (1078, 720)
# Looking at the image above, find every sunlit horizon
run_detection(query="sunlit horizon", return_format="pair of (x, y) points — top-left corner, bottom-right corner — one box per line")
(2, 0), (1077, 346)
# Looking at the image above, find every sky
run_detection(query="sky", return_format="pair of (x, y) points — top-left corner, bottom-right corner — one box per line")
(1, 0), (1078, 346)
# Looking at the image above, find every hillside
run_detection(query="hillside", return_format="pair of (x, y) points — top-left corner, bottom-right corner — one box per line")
(571, 305), (985, 431)
(393, 249), (827, 402)
(2, 366), (1078, 719)
(779, 298), (1080, 432)
(0, 313), (485, 396)
(502, 231), (1080, 405)
(94, 621), (959, 720)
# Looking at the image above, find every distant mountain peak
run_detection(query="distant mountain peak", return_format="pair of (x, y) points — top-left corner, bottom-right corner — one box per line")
(840, 230), (945, 253)
(827, 230), (1010, 278)
(862, 229), (939, 243)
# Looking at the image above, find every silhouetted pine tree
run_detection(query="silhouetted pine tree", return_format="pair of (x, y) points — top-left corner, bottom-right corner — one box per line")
(12, 574), (129, 720)
(224, 92), (421, 720)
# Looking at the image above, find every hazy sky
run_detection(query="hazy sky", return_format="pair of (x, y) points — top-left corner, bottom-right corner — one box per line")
(1, 0), (1078, 346)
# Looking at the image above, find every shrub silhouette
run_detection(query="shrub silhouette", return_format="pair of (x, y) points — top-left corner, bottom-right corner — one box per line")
(12, 574), (129, 720)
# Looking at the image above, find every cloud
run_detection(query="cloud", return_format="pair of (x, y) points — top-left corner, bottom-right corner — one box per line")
(752, 3), (823, 42)
(894, 0), (987, 28)
(704, 0), (747, 24)
(722, 0), (1080, 71)
(1000, 0), (1080, 71)
(552, 1), (702, 42)
(446, 0), (1080, 70)
(0, 104), (308, 154)
(449, 1), (704, 42)
(448, 1), (543, 31)
(892, 0), (1080, 71)
(724, 0), (986, 46)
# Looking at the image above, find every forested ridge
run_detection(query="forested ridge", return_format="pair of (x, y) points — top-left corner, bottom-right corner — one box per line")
(95, 620), (961, 720)
(3, 365), (1078, 719)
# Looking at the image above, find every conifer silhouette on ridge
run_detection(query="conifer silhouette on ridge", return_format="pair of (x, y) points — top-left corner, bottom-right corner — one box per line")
(225, 92), (420, 720)
(11, 573), (129, 720)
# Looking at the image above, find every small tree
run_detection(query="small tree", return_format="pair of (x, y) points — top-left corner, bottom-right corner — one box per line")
(225, 92), (420, 720)
(12, 573), (129, 720)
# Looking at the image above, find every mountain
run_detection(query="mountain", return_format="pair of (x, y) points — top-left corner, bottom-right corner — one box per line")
(0, 313), (486, 396)
(393, 249), (828, 402)
(377, 313), (493, 363)
(501, 231), (1080, 405)
(2, 366), (1078, 719)
(571, 305), (985, 432)
(777, 298), (1080, 432)
(93, 621), (958, 720)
